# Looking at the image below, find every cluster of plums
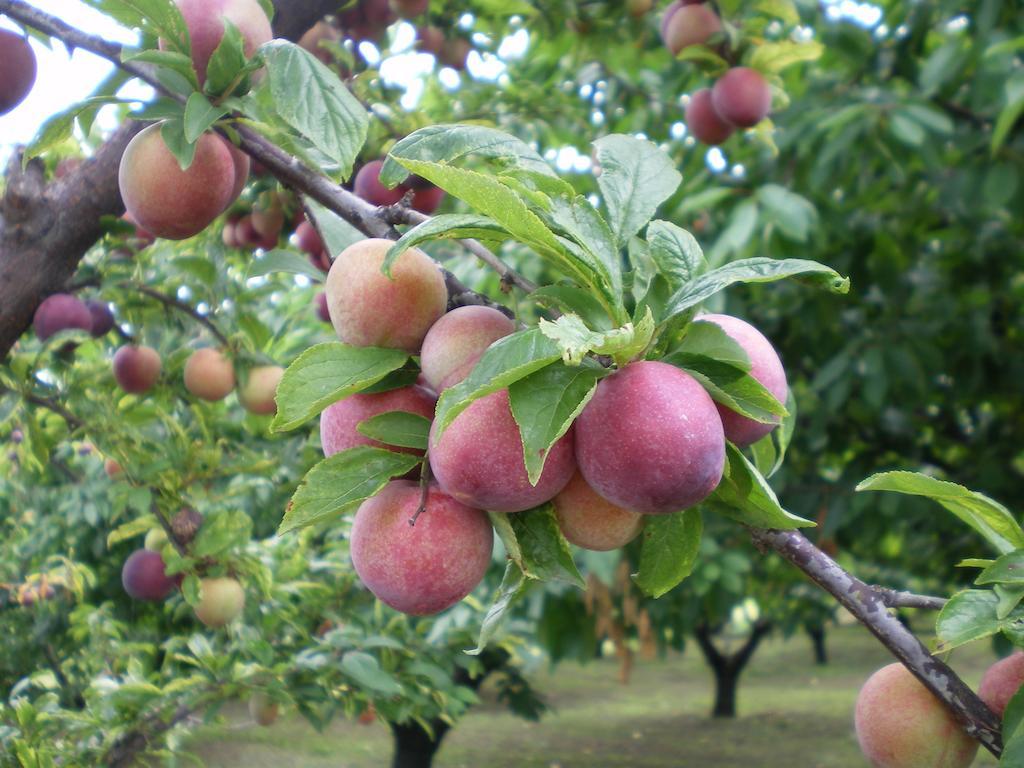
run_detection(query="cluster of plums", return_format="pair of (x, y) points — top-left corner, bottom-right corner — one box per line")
(317, 238), (788, 616)
(0, 27), (36, 116)
(660, 1), (774, 145)
(856, 653), (1024, 767)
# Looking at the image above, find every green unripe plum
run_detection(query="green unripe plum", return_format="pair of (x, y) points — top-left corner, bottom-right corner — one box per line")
(325, 238), (448, 353)
(0, 29), (36, 115)
(119, 123), (237, 240)
(685, 88), (734, 146)
(554, 471), (644, 551)
(194, 576), (245, 627)
(855, 663), (978, 768)
(237, 365), (284, 415)
(320, 385), (436, 457)
(429, 389), (576, 513)
(698, 314), (788, 447)
(113, 345), (163, 394)
(350, 481), (493, 615)
(354, 160), (405, 207)
(32, 293), (93, 341)
(711, 67), (772, 128)
(144, 528), (168, 552)
(661, 4), (721, 55)
(419, 305), (515, 392)
(979, 652), (1024, 718)
(248, 692), (280, 726)
(122, 549), (176, 601)
(575, 361), (724, 514)
(184, 348), (236, 402)
(170, 0), (272, 86)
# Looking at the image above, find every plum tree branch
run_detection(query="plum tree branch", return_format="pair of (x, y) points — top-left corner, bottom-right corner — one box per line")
(875, 587), (948, 611)
(749, 526), (1002, 757)
(125, 282), (230, 347)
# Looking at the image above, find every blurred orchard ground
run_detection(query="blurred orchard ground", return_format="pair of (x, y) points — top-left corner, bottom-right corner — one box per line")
(0, 0), (1022, 767)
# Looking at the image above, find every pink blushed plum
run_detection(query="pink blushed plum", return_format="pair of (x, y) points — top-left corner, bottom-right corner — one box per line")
(419, 306), (516, 392)
(320, 385), (436, 457)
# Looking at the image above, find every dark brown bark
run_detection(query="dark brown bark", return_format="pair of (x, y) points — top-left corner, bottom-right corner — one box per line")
(807, 624), (828, 665)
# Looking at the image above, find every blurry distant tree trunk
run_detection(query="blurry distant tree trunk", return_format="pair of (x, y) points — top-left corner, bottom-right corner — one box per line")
(806, 623), (828, 665)
(694, 620), (773, 718)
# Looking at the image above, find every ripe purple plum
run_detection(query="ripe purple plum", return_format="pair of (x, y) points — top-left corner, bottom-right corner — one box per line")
(429, 389), (576, 513)
(979, 652), (1024, 718)
(712, 67), (772, 128)
(0, 29), (36, 115)
(118, 123), (237, 240)
(320, 385), (436, 457)
(661, 3), (721, 55)
(419, 306), (515, 391)
(354, 160), (406, 207)
(121, 549), (177, 601)
(575, 361), (725, 514)
(350, 481), (493, 615)
(86, 299), (116, 337)
(410, 184), (445, 214)
(184, 348), (236, 402)
(685, 88), (734, 145)
(169, 0), (273, 85)
(33, 294), (93, 341)
(440, 37), (472, 70)
(697, 314), (788, 447)
(324, 238), (447, 353)
(113, 345), (163, 394)
(392, 0), (429, 19)
(855, 663), (978, 768)
(416, 26), (445, 56)
(554, 471), (644, 551)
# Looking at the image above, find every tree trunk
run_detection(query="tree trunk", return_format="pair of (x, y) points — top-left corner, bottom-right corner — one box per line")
(807, 625), (828, 665)
(389, 720), (448, 768)
(693, 620), (773, 719)
(711, 660), (740, 717)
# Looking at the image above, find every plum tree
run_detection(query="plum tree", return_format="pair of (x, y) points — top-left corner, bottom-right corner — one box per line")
(855, 663), (978, 768)
(0, 28), (36, 115)
(429, 389), (577, 513)
(349, 481), (493, 615)
(85, 299), (115, 337)
(248, 692), (280, 726)
(169, 0), (273, 85)
(554, 471), (644, 551)
(183, 348), (236, 402)
(978, 652), (1024, 717)
(661, 4), (721, 56)
(121, 549), (177, 601)
(113, 345), (163, 394)
(118, 124), (239, 240)
(144, 528), (168, 552)
(324, 239), (448, 352)
(320, 385), (436, 457)
(32, 293), (93, 341)
(194, 576), (246, 627)
(419, 305), (516, 391)
(237, 365), (284, 414)
(698, 314), (788, 447)
(711, 67), (772, 128)
(354, 159), (406, 206)
(685, 88), (734, 146)
(575, 361), (725, 514)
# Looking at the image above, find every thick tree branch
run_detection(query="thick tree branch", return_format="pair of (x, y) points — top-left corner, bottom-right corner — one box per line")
(875, 587), (948, 611)
(749, 526), (1002, 757)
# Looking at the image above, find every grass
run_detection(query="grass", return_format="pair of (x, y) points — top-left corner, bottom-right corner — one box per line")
(183, 623), (1001, 767)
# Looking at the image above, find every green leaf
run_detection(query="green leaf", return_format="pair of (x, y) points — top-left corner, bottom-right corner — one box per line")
(749, 389), (797, 479)
(271, 344), (410, 432)
(379, 123), (556, 188)
(855, 472), (1024, 555)
(935, 590), (1003, 652)
(749, 40), (824, 73)
(707, 444), (813, 529)
(306, 200), (364, 258)
(106, 515), (158, 548)
(204, 19), (249, 97)
(977, 552), (1024, 586)
(756, 185), (817, 242)
(356, 412), (431, 451)
(183, 92), (227, 143)
(665, 319), (751, 371)
(645, 220), (707, 291)
(24, 96), (128, 163)
(262, 41), (369, 179)
(122, 49), (198, 90)
(384, 214), (511, 274)
(664, 257), (850, 318)
(247, 249), (327, 282)
(191, 510), (252, 558)
(633, 509), (703, 598)
(467, 561), (527, 655)
(508, 364), (606, 485)
(1003, 685), (1024, 761)
(159, 118), (198, 171)
(507, 505), (585, 587)
(99, 0), (190, 53)
(527, 285), (613, 331)
(340, 651), (404, 695)
(433, 329), (563, 439)
(993, 93), (1024, 156)
(538, 309), (655, 368)
(592, 135), (682, 247)
(995, 585), (1024, 621)
(542, 194), (624, 304)
(278, 448), (419, 534)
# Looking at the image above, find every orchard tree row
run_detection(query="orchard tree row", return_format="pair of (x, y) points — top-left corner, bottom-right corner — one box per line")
(0, 1), (1022, 766)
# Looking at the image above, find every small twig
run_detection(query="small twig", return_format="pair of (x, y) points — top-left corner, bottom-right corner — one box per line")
(2, 384), (85, 430)
(875, 587), (948, 611)
(409, 459), (432, 527)
(126, 283), (230, 347)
